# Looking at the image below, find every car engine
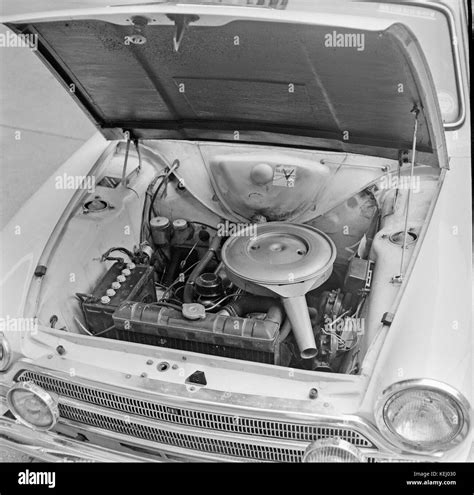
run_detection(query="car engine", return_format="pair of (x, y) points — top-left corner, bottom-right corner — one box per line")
(80, 216), (373, 373)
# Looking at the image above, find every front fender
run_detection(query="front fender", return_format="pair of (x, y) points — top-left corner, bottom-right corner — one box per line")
(0, 133), (111, 355)
(361, 154), (472, 436)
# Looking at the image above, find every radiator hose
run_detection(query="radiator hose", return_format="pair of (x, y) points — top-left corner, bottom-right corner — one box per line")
(183, 235), (222, 303)
(220, 296), (284, 326)
(221, 295), (275, 316)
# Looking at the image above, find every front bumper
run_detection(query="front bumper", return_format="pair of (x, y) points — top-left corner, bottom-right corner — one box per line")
(1, 412), (455, 463)
(0, 415), (162, 463)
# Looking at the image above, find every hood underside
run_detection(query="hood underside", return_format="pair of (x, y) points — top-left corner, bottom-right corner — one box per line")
(7, 14), (446, 161)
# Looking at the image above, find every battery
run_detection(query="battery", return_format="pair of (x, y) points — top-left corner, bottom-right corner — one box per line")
(82, 261), (156, 334)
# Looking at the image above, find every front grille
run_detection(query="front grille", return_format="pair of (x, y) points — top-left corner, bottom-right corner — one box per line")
(18, 370), (373, 447)
(59, 403), (304, 462)
(17, 370), (377, 460)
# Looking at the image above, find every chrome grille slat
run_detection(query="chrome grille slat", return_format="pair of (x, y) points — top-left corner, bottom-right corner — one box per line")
(17, 370), (373, 451)
(59, 404), (304, 462)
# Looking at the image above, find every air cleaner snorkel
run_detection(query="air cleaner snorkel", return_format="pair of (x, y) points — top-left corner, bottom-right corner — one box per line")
(221, 222), (336, 359)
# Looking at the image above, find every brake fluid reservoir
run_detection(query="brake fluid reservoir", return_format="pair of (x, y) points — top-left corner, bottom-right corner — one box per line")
(150, 216), (172, 246)
(172, 219), (194, 244)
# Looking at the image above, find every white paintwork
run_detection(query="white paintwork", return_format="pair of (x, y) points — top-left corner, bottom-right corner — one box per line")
(0, 0), (471, 462)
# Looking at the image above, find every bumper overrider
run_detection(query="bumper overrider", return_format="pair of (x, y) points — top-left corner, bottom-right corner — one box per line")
(1, 363), (470, 463)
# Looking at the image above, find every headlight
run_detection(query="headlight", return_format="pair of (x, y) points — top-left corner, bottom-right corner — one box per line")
(375, 379), (471, 453)
(303, 438), (367, 462)
(0, 333), (12, 371)
(7, 381), (59, 431)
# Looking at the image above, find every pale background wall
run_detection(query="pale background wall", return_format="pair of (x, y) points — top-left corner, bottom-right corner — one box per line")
(0, 25), (95, 229)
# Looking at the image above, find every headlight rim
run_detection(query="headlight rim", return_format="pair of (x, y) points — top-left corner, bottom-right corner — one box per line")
(0, 333), (12, 371)
(6, 380), (59, 431)
(375, 379), (471, 454)
(303, 437), (367, 463)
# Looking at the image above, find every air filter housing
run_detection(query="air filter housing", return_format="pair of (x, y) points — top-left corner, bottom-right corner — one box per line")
(221, 222), (336, 359)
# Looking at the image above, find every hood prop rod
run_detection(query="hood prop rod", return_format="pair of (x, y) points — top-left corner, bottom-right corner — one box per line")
(121, 132), (143, 183)
(121, 131), (132, 187)
(392, 105), (419, 284)
(121, 132), (143, 189)
(134, 138), (142, 172)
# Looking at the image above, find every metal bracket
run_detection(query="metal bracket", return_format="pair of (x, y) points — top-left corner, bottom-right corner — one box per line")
(381, 312), (394, 326)
(167, 14), (199, 53)
(34, 265), (47, 277)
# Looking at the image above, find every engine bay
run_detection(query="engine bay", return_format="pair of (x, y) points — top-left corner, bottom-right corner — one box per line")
(32, 140), (439, 376)
(79, 216), (374, 373)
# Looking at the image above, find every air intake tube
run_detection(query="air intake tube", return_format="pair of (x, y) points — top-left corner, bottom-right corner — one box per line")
(281, 296), (318, 359)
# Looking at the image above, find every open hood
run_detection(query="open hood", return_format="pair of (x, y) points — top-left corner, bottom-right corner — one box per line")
(5, 7), (447, 163)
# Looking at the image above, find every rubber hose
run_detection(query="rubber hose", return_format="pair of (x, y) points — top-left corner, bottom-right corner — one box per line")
(222, 296), (278, 318)
(183, 235), (221, 303)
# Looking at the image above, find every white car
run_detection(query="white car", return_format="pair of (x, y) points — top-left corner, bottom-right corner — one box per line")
(0, 0), (471, 463)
